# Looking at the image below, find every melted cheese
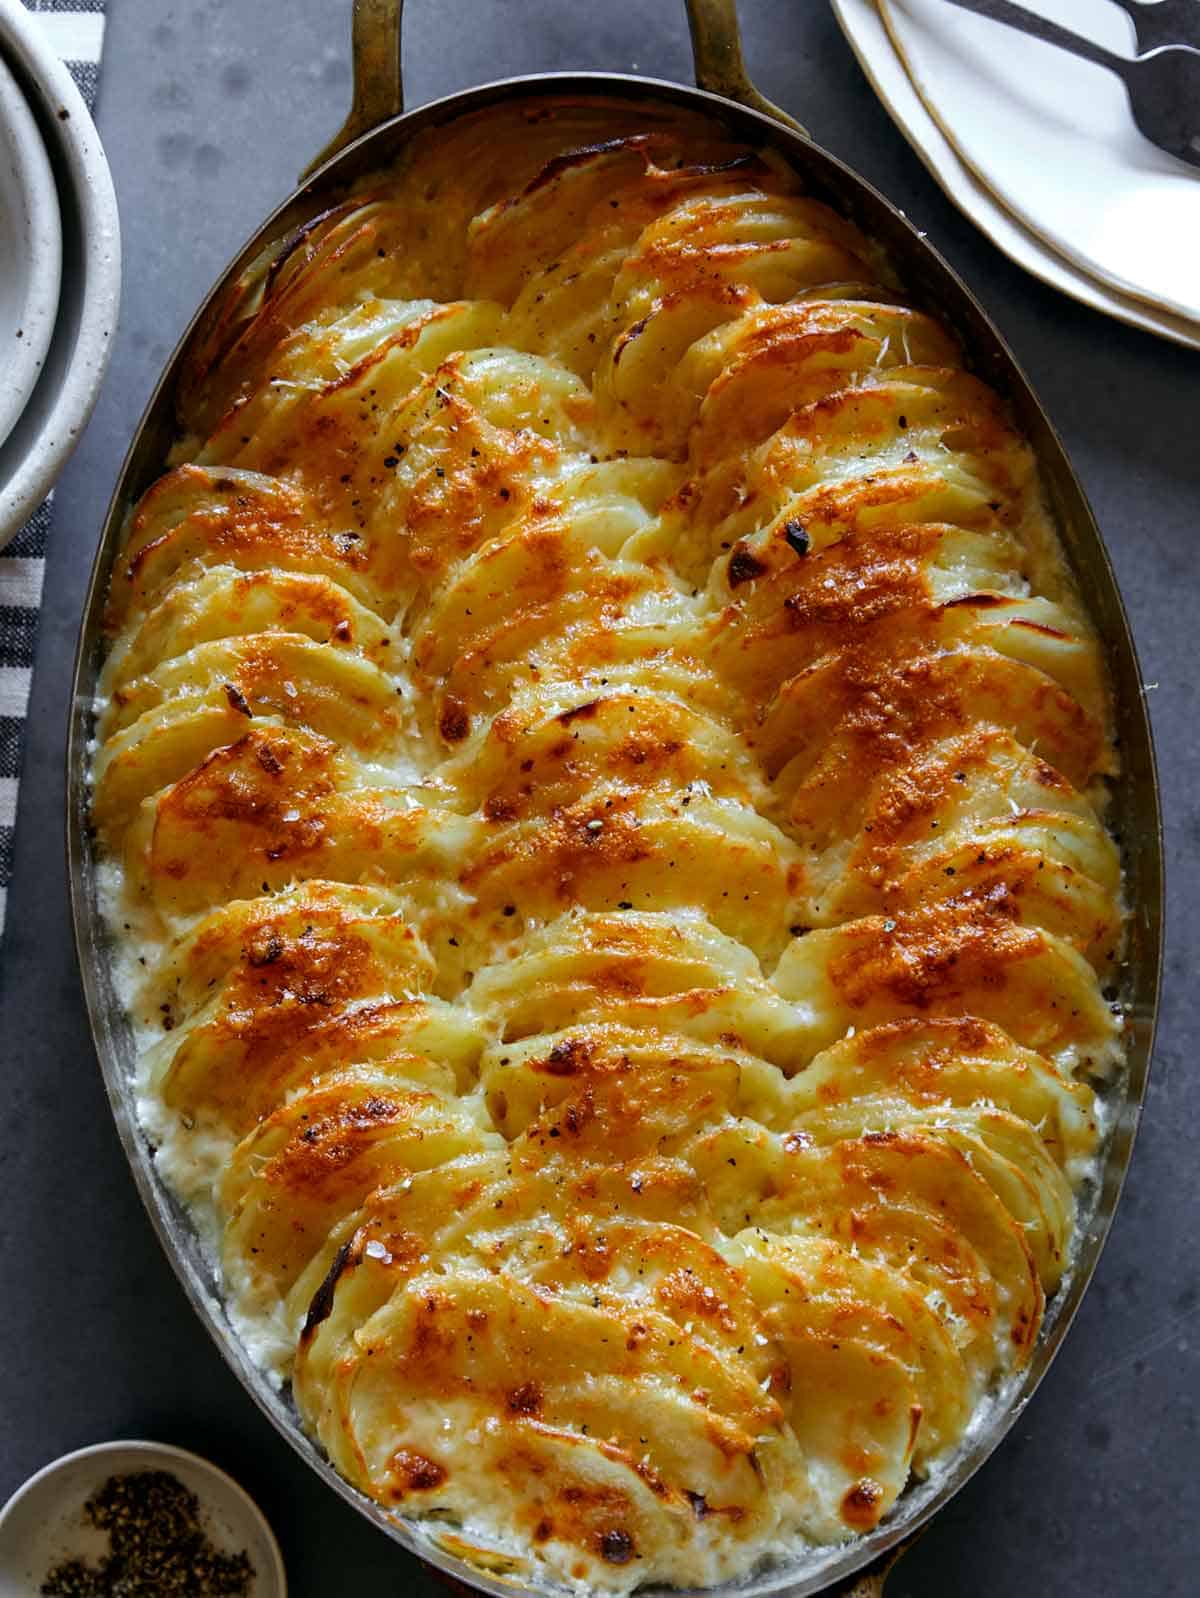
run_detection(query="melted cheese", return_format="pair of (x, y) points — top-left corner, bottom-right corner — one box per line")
(93, 98), (1122, 1593)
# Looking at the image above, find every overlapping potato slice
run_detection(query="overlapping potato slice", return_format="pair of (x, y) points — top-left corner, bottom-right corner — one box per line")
(469, 909), (806, 1069)
(748, 1133), (1044, 1372)
(673, 365), (1042, 567)
(773, 899), (1120, 1076)
(612, 186), (877, 324)
(461, 786), (800, 965)
(112, 724), (474, 922)
(220, 1062), (500, 1353)
(409, 513), (709, 743)
(888, 834), (1121, 973)
(478, 1023), (786, 1156)
(792, 1095), (1071, 1287)
(198, 299), (510, 473)
(769, 719), (1120, 958)
(201, 345), (592, 611)
(290, 1147), (937, 1561)
(727, 1231), (959, 1475)
(595, 191), (880, 459)
(762, 645), (1106, 826)
(313, 1269), (796, 1589)
(135, 880), (433, 1030)
(790, 1018), (1099, 1179)
(137, 882), (481, 1180)
(706, 519), (1018, 686)
(480, 144), (770, 382)
(705, 521), (1103, 725)
(100, 565), (397, 706)
(153, 990), (481, 1177)
(415, 101), (743, 306)
(685, 300), (959, 472)
(102, 633), (410, 755)
(291, 1156), (800, 1588)
(106, 466), (391, 630)
(444, 683), (762, 818)
(179, 205), (461, 436)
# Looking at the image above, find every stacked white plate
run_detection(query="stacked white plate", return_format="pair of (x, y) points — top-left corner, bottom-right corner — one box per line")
(832, 0), (1200, 350)
(0, 0), (120, 550)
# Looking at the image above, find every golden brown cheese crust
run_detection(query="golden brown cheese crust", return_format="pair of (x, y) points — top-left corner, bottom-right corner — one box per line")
(94, 99), (1120, 1592)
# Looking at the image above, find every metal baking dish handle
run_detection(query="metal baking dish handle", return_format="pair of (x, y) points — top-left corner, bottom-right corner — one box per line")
(685, 0), (805, 130)
(300, 4), (891, 1594)
(836, 1550), (905, 1598)
(302, 0), (804, 181)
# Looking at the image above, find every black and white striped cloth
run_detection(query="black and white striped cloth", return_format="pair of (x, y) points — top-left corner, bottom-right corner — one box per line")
(0, 1), (107, 933)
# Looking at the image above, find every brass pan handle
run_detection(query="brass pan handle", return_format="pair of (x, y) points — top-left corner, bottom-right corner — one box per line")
(821, 1538), (911, 1598)
(684, 0), (806, 133)
(302, 0), (805, 180)
(301, 0), (403, 180)
(826, 1556), (891, 1598)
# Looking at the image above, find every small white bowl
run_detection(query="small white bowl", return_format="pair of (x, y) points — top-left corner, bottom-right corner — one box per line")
(0, 1440), (287, 1597)
(0, 0), (120, 549)
(0, 49), (62, 452)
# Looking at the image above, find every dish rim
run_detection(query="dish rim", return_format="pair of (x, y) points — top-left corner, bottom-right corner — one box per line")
(64, 68), (1164, 1598)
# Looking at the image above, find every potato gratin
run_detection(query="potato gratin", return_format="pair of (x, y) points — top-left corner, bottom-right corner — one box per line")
(93, 100), (1124, 1591)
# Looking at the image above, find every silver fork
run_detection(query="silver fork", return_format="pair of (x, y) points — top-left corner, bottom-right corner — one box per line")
(937, 0), (1200, 165)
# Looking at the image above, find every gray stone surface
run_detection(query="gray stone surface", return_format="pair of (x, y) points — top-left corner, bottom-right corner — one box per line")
(1, 2), (1197, 1593)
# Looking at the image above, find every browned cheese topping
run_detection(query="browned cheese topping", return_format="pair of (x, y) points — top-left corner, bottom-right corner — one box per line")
(92, 98), (1122, 1592)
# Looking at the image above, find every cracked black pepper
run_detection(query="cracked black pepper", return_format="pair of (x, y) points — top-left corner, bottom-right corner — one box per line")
(40, 1469), (255, 1597)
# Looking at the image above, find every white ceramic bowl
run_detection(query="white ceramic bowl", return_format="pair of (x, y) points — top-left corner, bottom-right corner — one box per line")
(0, 48), (62, 452)
(0, 0), (120, 549)
(0, 1439), (287, 1597)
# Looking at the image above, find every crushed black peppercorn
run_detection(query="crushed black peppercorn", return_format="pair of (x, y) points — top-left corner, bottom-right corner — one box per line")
(782, 518), (810, 558)
(41, 1470), (256, 1597)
